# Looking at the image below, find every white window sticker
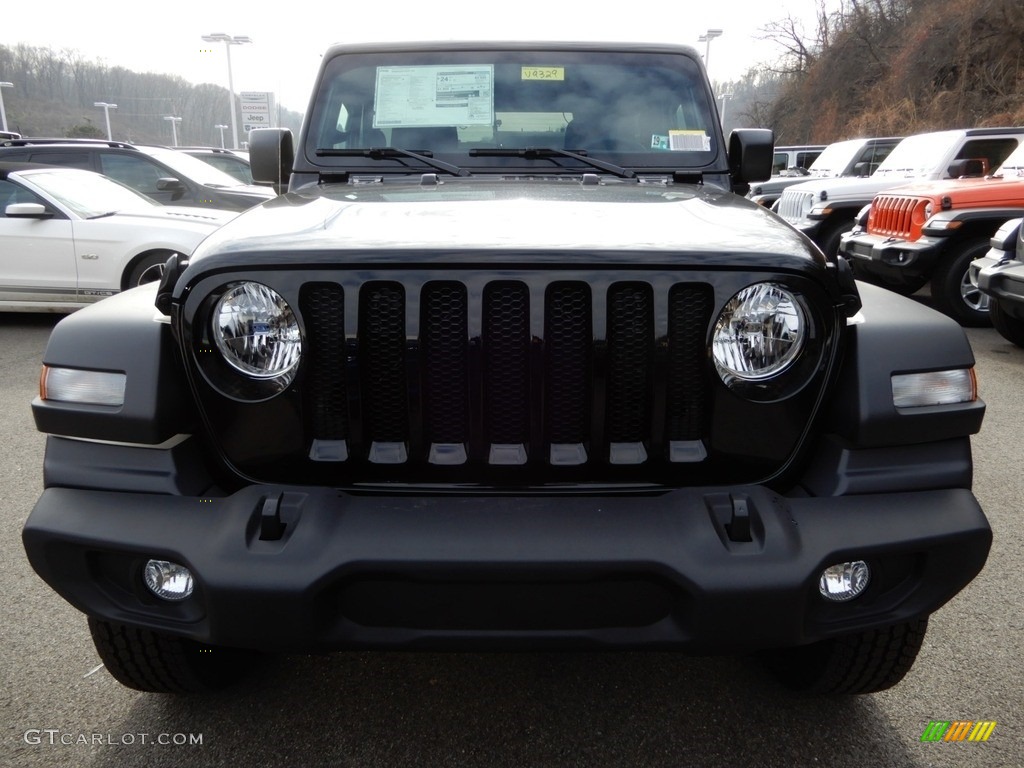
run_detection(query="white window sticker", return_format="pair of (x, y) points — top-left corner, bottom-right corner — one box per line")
(669, 130), (711, 151)
(374, 65), (494, 128)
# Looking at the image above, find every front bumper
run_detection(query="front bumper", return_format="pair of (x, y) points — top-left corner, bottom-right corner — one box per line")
(974, 256), (1024, 313)
(23, 481), (991, 654)
(841, 231), (949, 286)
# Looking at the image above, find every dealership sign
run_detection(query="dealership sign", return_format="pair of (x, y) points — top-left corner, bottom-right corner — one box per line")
(240, 92), (275, 132)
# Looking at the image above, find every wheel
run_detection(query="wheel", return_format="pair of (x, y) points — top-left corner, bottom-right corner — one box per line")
(930, 237), (992, 326)
(990, 298), (1024, 347)
(88, 617), (257, 694)
(126, 251), (173, 289)
(760, 618), (928, 695)
(819, 218), (855, 260)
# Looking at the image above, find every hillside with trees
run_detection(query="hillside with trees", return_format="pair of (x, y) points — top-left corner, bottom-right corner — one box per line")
(0, 44), (302, 146)
(719, 0), (1024, 144)
(4, 0), (1023, 150)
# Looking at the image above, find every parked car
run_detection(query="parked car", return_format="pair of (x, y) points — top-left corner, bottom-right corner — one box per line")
(970, 217), (1024, 344)
(747, 137), (901, 209)
(777, 128), (1024, 257)
(0, 162), (235, 311)
(178, 147), (253, 185)
(771, 144), (826, 175)
(840, 142), (1024, 325)
(0, 139), (273, 211)
(23, 41), (989, 698)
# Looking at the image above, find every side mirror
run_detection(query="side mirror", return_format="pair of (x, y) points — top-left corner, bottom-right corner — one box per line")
(250, 128), (294, 192)
(5, 202), (52, 219)
(156, 177), (186, 192)
(947, 158), (986, 178)
(728, 128), (774, 187)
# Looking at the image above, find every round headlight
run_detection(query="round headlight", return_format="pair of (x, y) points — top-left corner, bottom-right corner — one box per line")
(713, 283), (806, 381)
(213, 282), (301, 381)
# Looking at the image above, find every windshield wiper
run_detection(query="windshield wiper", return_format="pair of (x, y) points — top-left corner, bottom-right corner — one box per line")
(316, 147), (470, 177)
(469, 147), (636, 179)
(86, 210), (118, 220)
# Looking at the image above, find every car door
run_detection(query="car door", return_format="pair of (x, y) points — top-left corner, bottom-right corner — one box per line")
(0, 179), (79, 307)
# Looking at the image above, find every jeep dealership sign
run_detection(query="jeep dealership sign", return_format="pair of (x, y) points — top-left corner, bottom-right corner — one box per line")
(240, 91), (275, 132)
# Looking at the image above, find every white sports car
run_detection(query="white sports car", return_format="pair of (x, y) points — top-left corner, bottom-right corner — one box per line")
(0, 162), (238, 312)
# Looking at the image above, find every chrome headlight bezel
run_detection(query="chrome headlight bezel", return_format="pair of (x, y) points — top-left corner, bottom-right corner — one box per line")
(194, 281), (303, 401)
(712, 282), (821, 401)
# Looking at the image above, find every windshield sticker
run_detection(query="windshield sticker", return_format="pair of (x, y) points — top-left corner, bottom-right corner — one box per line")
(521, 67), (565, 81)
(374, 65), (494, 128)
(651, 134), (670, 150)
(669, 130), (711, 152)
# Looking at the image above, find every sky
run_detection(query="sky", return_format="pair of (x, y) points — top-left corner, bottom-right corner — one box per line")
(3, 0), (830, 114)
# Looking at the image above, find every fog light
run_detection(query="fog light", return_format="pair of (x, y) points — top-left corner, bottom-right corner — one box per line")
(818, 561), (870, 602)
(143, 559), (194, 601)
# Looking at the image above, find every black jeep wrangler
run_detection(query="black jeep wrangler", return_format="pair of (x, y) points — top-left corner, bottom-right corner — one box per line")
(23, 41), (990, 695)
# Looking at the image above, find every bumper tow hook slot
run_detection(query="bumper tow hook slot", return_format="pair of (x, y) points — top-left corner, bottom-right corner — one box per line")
(726, 496), (753, 543)
(259, 494), (287, 541)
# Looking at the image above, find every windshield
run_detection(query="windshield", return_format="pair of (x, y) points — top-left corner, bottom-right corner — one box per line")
(804, 139), (863, 177)
(306, 47), (718, 172)
(873, 133), (957, 178)
(139, 145), (250, 187)
(996, 143), (1024, 175)
(23, 168), (159, 218)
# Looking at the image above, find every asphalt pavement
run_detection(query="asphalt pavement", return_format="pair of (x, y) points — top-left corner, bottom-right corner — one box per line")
(1, 313), (1020, 768)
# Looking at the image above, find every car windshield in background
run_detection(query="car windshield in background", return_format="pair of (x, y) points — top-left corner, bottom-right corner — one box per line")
(803, 139), (863, 177)
(139, 146), (251, 187)
(872, 133), (956, 178)
(23, 169), (159, 218)
(995, 143), (1024, 176)
(306, 48), (717, 172)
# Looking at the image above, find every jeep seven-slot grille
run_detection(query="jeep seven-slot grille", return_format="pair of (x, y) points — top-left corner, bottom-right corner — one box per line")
(298, 278), (714, 469)
(868, 195), (928, 239)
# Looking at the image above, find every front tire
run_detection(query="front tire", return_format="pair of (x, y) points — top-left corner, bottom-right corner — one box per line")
(88, 618), (257, 694)
(990, 298), (1024, 347)
(930, 237), (992, 326)
(819, 217), (855, 260)
(125, 251), (173, 289)
(761, 618), (928, 695)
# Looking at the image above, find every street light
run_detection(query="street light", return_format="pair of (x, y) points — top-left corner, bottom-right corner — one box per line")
(94, 102), (117, 141)
(0, 82), (13, 134)
(164, 116), (182, 147)
(215, 124), (229, 149)
(719, 93), (734, 129)
(201, 33), (252, 150)
(698, 28), (724, 71)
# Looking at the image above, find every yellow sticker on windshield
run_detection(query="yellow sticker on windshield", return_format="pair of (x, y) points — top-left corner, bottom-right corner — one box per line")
(521, 67), (565, 81)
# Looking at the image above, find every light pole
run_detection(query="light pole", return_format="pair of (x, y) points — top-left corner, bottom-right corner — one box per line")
(94, 102), (117, 140)
(164, 116), (182, 147)
(719, 93), (733, 130)
(215, 124), (229, 149)
(698, 28), (724, 72)
(0, 82), (13, 133)
(201, 33), (252, 150)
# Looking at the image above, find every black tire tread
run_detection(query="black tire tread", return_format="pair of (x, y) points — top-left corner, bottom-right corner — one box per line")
(929, 236), (992, 326)
(990, 298), (1024, 347)
(88, 617), (248, 694)
(764, 618), (928, 695)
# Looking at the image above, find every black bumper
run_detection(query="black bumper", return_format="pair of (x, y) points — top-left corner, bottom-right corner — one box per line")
(975, 256), (1024, 313)
(23, 482), (991, 653)
(842, 231), (949, 286)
